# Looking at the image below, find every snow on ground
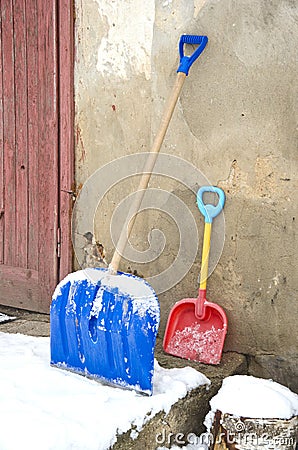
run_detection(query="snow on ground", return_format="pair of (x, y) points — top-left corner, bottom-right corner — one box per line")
(0, 313), (16, 323)
(1, 331), (297, 450)
(0, 332), (209, 450)
(204, 374), (298, 431)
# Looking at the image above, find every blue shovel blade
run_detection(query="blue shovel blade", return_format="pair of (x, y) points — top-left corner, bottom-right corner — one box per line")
(50, 268), (160, 395)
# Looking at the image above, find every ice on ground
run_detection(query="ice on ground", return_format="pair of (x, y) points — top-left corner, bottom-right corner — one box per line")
(0, 332), (209, 450)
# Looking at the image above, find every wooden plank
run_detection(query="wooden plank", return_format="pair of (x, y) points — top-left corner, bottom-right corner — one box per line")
(1, 0), (16, 267)
(14, 0), (29, 268)
(0, 0), (72, 312)
(0, 265), (45, 312)
(26, 0), (39, 271)
(58, 0), (74, 280)
(0, 10), (4, 264)
(37, 0), (59, 307)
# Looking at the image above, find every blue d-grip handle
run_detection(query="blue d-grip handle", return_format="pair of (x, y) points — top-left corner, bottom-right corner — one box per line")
(177, 35), (208, 75)
(197, 186), (225, 223)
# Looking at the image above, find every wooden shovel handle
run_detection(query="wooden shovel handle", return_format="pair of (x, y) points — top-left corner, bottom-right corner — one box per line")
(109, 72), (187, 274)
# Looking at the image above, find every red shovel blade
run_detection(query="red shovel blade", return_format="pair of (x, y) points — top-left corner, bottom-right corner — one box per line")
(163, 298), (227, 365)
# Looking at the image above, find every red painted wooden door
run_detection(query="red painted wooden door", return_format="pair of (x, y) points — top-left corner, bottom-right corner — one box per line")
(0, 0), (74, 313)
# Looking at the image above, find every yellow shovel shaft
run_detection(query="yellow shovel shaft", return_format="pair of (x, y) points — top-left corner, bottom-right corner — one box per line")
(199, 222), (212, 290)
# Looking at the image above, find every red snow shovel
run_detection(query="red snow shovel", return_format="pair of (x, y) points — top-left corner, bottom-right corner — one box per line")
(163, 186), (227, 365)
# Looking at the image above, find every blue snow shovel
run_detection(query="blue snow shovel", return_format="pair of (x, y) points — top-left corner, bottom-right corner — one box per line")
(50, 34), (208, 395)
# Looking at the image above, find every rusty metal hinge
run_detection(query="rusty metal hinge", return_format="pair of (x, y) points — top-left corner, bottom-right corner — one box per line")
(57, 228), (61, 258)
(61, 188), (77, 201)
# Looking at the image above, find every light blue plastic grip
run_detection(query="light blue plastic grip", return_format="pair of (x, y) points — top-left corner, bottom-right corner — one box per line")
(177, 35), (208, 76)
(197, 186), (225, 223)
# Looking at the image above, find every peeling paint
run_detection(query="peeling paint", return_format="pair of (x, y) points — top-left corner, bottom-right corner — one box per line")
(218, 159), (250, 196)
(272, 272), (281, 286)
(94, 0), (155, 80)
(76, 125), (86, 163)
(219, 156), (293, 201)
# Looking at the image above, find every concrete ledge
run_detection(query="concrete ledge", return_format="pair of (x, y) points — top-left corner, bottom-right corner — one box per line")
(113, 336), (247, 450)
(0, 305), (50, 336)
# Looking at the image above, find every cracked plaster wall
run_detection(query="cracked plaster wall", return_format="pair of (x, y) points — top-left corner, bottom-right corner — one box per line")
(74, 0), (298, 390)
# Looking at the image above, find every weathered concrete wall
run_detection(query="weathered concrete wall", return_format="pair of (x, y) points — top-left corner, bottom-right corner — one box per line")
(74, 0), (298, 390)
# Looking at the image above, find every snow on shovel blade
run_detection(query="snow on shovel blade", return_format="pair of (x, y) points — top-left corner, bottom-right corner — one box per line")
(163, 297), (227, 365)
(50, 268), (160, 395)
